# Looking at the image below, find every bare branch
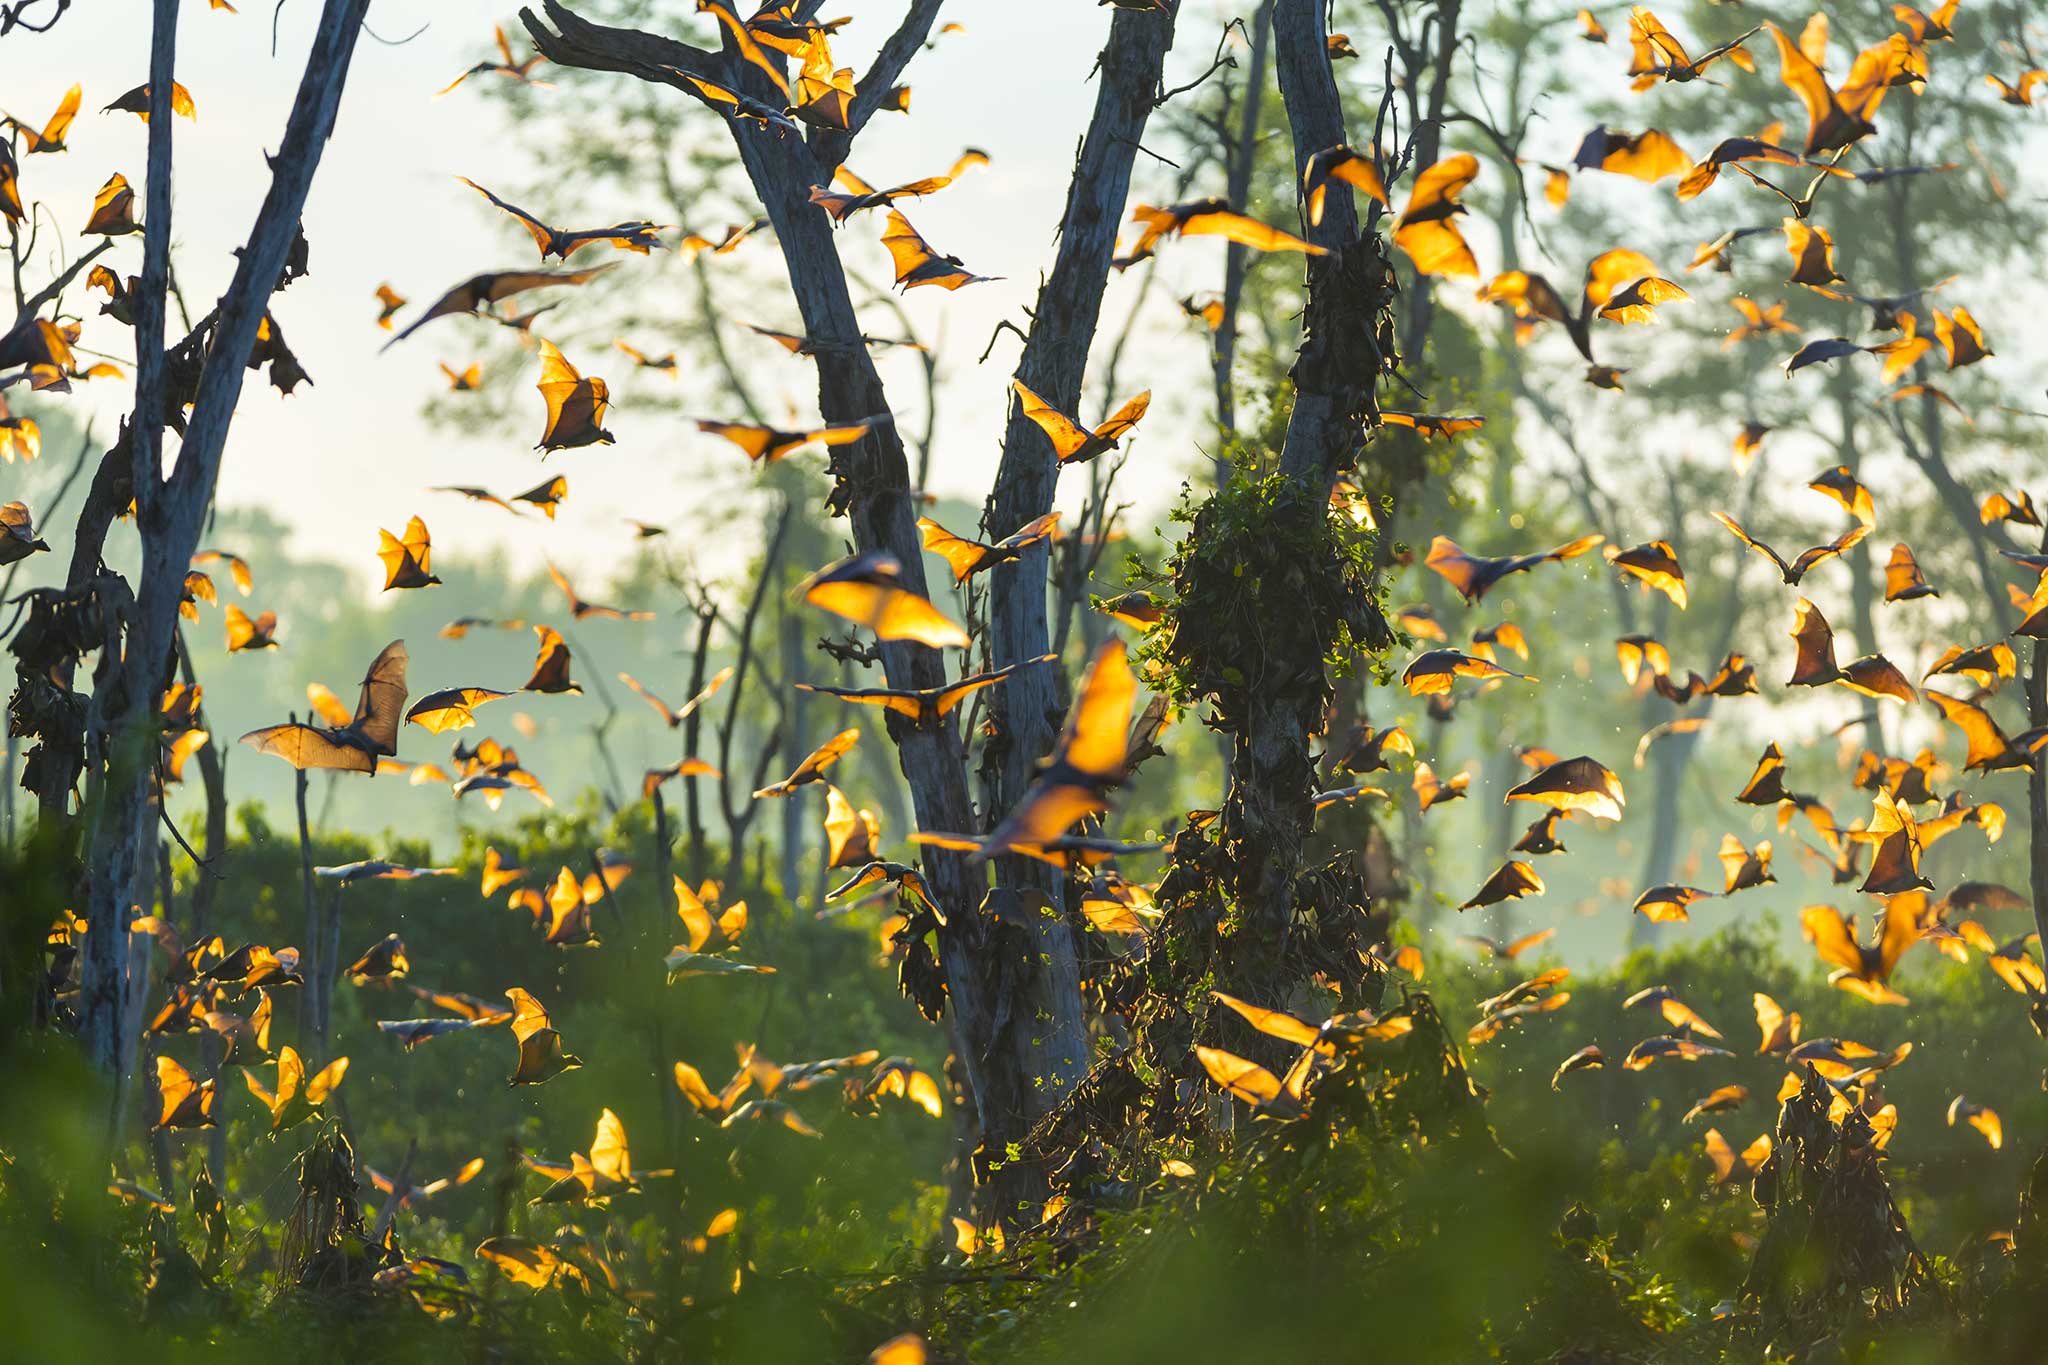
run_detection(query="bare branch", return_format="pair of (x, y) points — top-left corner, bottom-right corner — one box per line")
(809, 0), (947, 170)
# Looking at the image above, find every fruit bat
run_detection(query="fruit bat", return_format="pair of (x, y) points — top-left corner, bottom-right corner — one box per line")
(1724, 296), (1798, 347)
(1118, 199), (1325, 270)
(800, 552), (970, 648)
(241, 641), (408, 773)
(1513, 809), (1568, 854)
(374, 283), (407, 330)
(1782, 218), (1843, 288)
(827, 860), (941, 916)
(381, 265), (613, 348)
(1624, 985), (1723, 1038)
(1808, 466), (1876, 527)
(1710, 513), (1867, 584)
(1947, 1095), (2003, 1149)
(1400, 648), (1531, 696)
(243, 1046), (349, 1131)
(797, 655), (1051, 726)
(1986, 71), (2048, 106)
(511, 474), (567, 519)
(191, 549), (253, 595)
(5, 83), (80, 153)
(1682, 1084), (1750, 1124)
(458, 177), (665, 261)
(1762, 21), (1906, 155)
(744, 322), (921, 355)
(1894, 1), (1957, 43)
(918, 512), (1060, 581)
(1677, 137), (1845, 201)
(1331, 723), (1413, 774)
(1461, 927), (1556, 961)
(1786, 598), (1915, 701)
(83, 173), (141, 236)
(1302, 144), (1387, 227)
(1626, 9), (1759, 87)
(1857, 791), (1933, 896)
(1393, 154), (1481, 276)
(545, 560), (651, 621)
(1925, 643), (2016, 689)
(1381, 411), (1487, 439)
(153, 1055), (217, 1129)
(620, 664), (732, 728)
(1551, 1046), (1605, 1089)
(697, 415), (881, 462)
(823, 785), (881, 869)
(103, 82), (197, 122)
(522, 625), (581, 694)
(980, 642), (1136, 855)
(1011, 381), (1151, 465)
(1703, 1129), (1773, 1185)
(1571, 126), (1691, 182)
(1506, 755), (1625, 820)
(754, 729), (859, 798)
(613, 339), (678, 376)
(809, 150), (986, 222)
(406, 686), (512, 734)
(1633, 884), (1717, 923)
(1624, 1034), (1732, 1070)
(440, 362), (483, 391)
(882, 210), (997, 290)
(1719, 834), (1775, 892)
(378, 515), (442, 590)
(438, 23), (550, 96)
(1926, 690), (2037, 772)
(1801, 900), (1919, 1004)
(1607, 540), (1689, 608)
(533, 339), (613, 451)
(1412, 761), (1469, 812)
(1461, 860), (1544, 910)
(0, 500), (50, 565)
(344, 933), (409, 984)
(1424, 533), (1604, 600)
(505, 987), (582, 1085)
(1931, 306), (1991, 368)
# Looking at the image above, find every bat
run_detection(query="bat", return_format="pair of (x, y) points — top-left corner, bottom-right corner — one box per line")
(533, 339), (613, 451)
(642, 757), (722, 798)
(507, 627), (586, 703)
(1624, 985), (1723, 1038)
(406, 686), (512, 734)
(243, 1046), (349, 1131)
(241, 641), (408, 773)
(1400, 648), (1531, 696)
(697, 416), (883, 462)
(1424, 533), (1604, 600)
(1506, 755), (1625, 820)
(1801, 900), (1920, 1004)
(544, 560), (652, 622)
(0, 141), (17, 223)
(1413, 761), (1469, 812)
(1331, 723), (1413, 774)
(438, 23), (550, 95)
(1117, 199), (1326, 269)
(440, 362), (483, 391)
(1724, 296), (1798, 348)
(1719, 834), (1775, 892)
(1302, 144), (1386, 227)
(919, 513), (1061, 581)
(881, 211), (998, 290)
(614, 340), (678, 376)
(5, 83), (80, 153)
(1577, 8), (1607, 41)
(1633, 884), (1716, 923)
(1477, 250), (1676, 368)
(1624, 1035), (1732, 1070)
(191, 549), (253, 595)
(745, 322), (922, 355)
(439, 616), (526, 639)
(83, 173), (141, 236)
(1893, 0), (1957, 42)
(797, 654), (1052, 726)
(1927, 690), (2040, 772)
(508, 475), (567, 520)
(458, 177), (665, 261)
(1932, 306), (1992, 368)
(1703, 1129), (1773, 1186)
(103, 82), (197, 122)
(1625, 9), (1758, 87)
(499, 986), (582, 1090)
(620, 664), (733, 728)
(1782, 218), (1843, 288)
(0, 500), (50, 565)
(1762, 21), (1908, 155)
(1676, 137), (1846, 202)
(1551, 1046), (1605, 1090)
(1858, 791), (1933, 897)
(672, 877), (748, 953)
(153, 1055), (217, 1129)
(1571, 125), (1691, 182)
(429, 484), (519, 515)
(344, 933), (409, 984)
(1607, 540), (1688, 607)
(1787, 598), (1915, 702)
(1682, 1084), (1749, 1124)
(1986, 71), (2048, 106)
(1808, 466), (1875, 527)
(1380, 411), (1487, 440)
(823, 785), (881, 869)
(314, 860), (454, 881)
(378, 515), (443, 590)
(1471, 622), (1528, 663)
(381, 265), (613, 349)
(1460, 860), (1544, 910)
(860, 1058), (943, 1118)
(1513, 809), (1568, 854)
(808, 151), (986, 222)
(1709, 512), (1868, 584)
(1947, 1096), (2003, 1149)
(801, 552), (970, 648)
(0, 392), (39, 462)
(1179, 294), (1226, 330)
(681, 74), (803, 133)
(980, 641), (1137, 856)
(1461, 927), (1556, 961)
(754, 729), (859, 798)
(1925, 643), (2017, 689)
(374, 284), (407, 330)
(827, 861), (941, 916)
(1010, 381), (1151, 465)
(1393, 154), (1480, 276)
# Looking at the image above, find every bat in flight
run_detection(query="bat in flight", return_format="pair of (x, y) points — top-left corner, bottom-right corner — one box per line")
(1801, 900), (1920, 1005)
(1461, 927), (1556, 961)
(754, 728), (859, 798)
(824, 786), (880, 869)
(1762, 21), (1912, 157)
(546, 560), (652, 621)
(430, 484), (520, 516)
(1710, 513), (1867, 585)
(696, 415), (884, 463)
(4, 83), (80, 153)
(979, 641), (1137, 858)
(1010, 381), (1151, 466)
(506, 987), (582, 1085)
(1424, 533), (1604, 601)
(1571, 126), (1692, 183)
(103, 82), (198, 122)
(797, 654), (1054, 726)
(801, 552), (970, 648)
(406, 686), (513, 735)
(1461, 860), (1544, 911)
(1987, 71), (2048, 106)
(84, 173), (141, 236)
(1400, 649), (1532, 697)
(242, 1047), (349, 1132)
(1393, 154), (1481, 276)
(1477, 249), (1682, 368)
(808, 150), (987, 222)
(620, 664), (733, 728)
(374, 284), (407, 330)
(745, 322), (922, 356)
(1505, 755), (1626, 822)
(614, 340), (678, 376)
(522, 625), (582, 694)
(381, 265), (614, 349)
(439, 23), (551, 96)
(0, 500), (50, 566)
(1925, 690), (2047, 773)
(1787, 598), (1915, 702)
(1676, 136), (1850, 205)
(458, 177), (666, 260)
(378, 516), (443, 590)
(241, 641), (408, 772)
(533, 340), (613, 451)
(1625, 9), (1758, 88)
(882, 211), (998, 290)
(1302, 144), (1387, 226)
(1117, 198), (1325, 270)
(918, 512), (1060, 581)
(439, 362), (483, 391)
(1607, 540), (1689, 608)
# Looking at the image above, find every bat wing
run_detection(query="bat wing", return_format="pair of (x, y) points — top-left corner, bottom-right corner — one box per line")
(1010, 380), (1089, 458)
(1178, 208), (1324, 256)
(1058, 642), (1137, 781)
(348, 640), (409, 755)
(804, 578), (969, 649)
(918, 517), (994, 582)
(240, 723), (375, 774)
(1788, 597), (1838, 684)
(458, 177), (553, 255)
(1091, 391), (1152, 448)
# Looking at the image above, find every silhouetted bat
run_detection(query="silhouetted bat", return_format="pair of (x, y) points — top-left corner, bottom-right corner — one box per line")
(459, 177), (666, 260)
(241, 641), (408, 773)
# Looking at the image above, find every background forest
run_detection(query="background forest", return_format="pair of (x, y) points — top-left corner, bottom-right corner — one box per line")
(4, 0), (2048, 1361)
